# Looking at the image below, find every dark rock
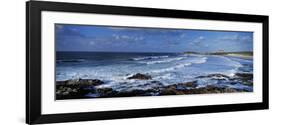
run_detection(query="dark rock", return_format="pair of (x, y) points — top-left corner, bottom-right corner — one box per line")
(82, 79), (104, 86)
(151, 80), (161, 84)
(177, 81), (197, 88)
(55, 85), (93, 100)
(114, 89), (157, 97)
(196, 74), (230, 80)
(127, 73), (152, 80)
(235, 73), (253, 80)
(142, 81), (163, 88)
(159, 85), (244, 96)
(159, 81), (197, 94)
(241, 81), (253, 86)
(66, 79), (80, 85)
(229, 82), (238, 85)
(56, 81), (66, 85)
(65, 79), (104, 86)
(56, 78), (105, 100)
(56, 76), (252, 99)
(234, 73), (253, 86)
(96, 88), (114, 96)
(195, 73), (253, 88)
(201, 85), (237, 93)
(160, 86), (184, 95)
(209, 74), (230, 78)
(223, 87), (239, 93)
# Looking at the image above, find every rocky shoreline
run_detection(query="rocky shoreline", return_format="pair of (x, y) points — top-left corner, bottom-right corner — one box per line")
(56, 73), (253, 100)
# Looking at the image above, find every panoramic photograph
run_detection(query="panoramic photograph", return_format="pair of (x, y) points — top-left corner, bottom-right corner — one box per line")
(55, 24), (254, 100)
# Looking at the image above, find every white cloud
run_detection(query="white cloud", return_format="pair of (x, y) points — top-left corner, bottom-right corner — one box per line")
(112, 34), (145, 42)
(89, 41), (95, 45)
(218, 34), (252, 42)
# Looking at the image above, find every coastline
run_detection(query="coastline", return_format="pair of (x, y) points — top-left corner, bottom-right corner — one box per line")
(224, 54), (253, 59)
(56, 72), (253, 100)
(56, 51), (253, 100)
(183, 51), (253, 59)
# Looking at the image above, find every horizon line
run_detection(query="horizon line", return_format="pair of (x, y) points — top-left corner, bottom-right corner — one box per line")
(56, 50), (253, 53)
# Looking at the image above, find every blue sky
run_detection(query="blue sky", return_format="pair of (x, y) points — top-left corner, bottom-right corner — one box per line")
(55, 24), (253, 53)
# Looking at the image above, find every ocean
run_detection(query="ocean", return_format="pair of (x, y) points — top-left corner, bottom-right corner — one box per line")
(56, 52), (253, 92)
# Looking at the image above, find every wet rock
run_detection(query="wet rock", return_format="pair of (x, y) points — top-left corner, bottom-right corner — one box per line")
(56, 76), (252, 99)
(56, 84), (96, 99)
(159, 81), (197, 93)
(223, 87), (239, 93)
(66, 79), (80, 85)
(151, 80), (162, 84)
(177, 81), (197, 88)
(235, 73), (253, 80)
(96, 88), (115, 96)
(196, 74), (230, 80)
(65, 79), (104, 86)
(143, 81), (163, 88)
(127, 73), (152, 80)
(234, 73), (253, 86)
(196, 73), (254, 87)
(56, 81), (66, 85)
(159, 85), (244, 96)
(114, 89), (157, 97)
(201, 85), (237, 93)
(242, 81), (253, 86)
(56, 78), (105, 100)
(208, 74), (230, 78)
(160, 86), (184, 95)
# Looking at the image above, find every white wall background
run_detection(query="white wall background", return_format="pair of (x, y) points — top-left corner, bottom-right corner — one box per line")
(0, 0), (279, 124)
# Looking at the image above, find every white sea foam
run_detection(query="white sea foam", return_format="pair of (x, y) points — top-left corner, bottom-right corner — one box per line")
(56, 54), (252, 91)
(131, 55), (169, 61)
(150, 62), (192, 73)
(149, 57), (207, 74)
(193, 57), (208, 64)
(140, 57), (185, 64)
(221, 56), (244, 76)
(212, 55), (243, 67)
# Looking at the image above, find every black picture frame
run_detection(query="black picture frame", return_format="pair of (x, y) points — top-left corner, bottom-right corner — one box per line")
(26, 1), (269, 124)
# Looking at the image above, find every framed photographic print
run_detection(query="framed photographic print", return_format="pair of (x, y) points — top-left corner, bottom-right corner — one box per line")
(26, 1), (269, 124)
